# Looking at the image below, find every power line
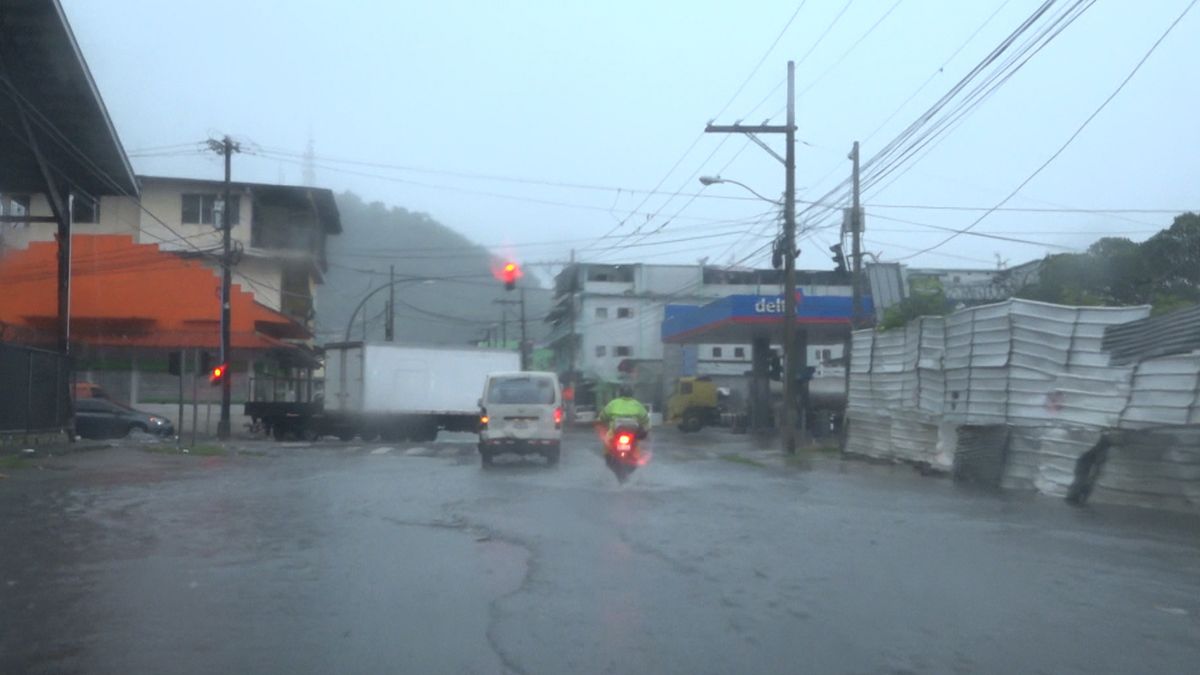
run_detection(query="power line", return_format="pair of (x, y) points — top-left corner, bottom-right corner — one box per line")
(788, 0), (1084, 230)
(894, 0), (1198, 261)
(710, 0), (811, 122)
(249, 147), (772, 203)
(867, 212), (1079, 249)
(795, 0), (905, 99)
(245, 150), (765, 225)
(859, 0), (1099, 200)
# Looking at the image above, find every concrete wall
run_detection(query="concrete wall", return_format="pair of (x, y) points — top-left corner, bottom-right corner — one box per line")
(136, 180), (253, 254)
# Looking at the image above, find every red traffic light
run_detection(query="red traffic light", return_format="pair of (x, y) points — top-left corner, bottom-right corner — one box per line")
(209, 363), (228, 386)
(498, 261), (522, 290)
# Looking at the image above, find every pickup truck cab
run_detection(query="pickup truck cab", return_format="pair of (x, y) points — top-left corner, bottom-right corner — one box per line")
(478, 372), (562, 467)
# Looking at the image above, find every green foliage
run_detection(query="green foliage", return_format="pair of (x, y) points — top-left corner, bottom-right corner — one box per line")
(1016, 213), (1199, 313)
(879, 288), (952, 330)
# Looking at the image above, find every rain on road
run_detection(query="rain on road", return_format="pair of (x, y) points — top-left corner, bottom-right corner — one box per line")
(2, 429), (1198, 674)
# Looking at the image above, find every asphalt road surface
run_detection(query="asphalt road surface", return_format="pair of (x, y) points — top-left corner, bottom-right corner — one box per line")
(2, 429), (1198, 674)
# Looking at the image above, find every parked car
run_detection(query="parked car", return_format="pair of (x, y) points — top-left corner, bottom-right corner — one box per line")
(74, 382), (109, 400)
(73, 398), (174, 439)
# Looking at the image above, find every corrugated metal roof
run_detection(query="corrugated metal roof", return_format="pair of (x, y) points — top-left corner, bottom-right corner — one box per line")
(1102, 304), (1200, 366)
(0, 0), (138, 197)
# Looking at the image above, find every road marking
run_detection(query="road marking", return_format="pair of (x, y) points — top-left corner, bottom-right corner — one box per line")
(370, 447), (393, 455)
(1156, 605), (1189, 616)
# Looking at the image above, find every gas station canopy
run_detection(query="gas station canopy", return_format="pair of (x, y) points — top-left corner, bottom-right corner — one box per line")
(662, 292), (874, 345)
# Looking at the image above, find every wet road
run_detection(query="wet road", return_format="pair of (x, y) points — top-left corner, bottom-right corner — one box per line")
(2, 429), (1198, 674)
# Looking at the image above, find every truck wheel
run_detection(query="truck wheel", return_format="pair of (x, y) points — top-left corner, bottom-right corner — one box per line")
(680, 411), (703, 433)
(337, 430), (356, 442)
(544, 443), (561, 466)
(272, 423), (288, 441)
(480, 448), (493, 467)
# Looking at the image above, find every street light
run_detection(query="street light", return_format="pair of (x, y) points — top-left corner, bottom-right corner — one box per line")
(342, 277), (435, 342)
(698, 176), (783, 205)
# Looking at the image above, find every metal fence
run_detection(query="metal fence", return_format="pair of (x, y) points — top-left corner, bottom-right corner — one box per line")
(0, 342), (71, 434)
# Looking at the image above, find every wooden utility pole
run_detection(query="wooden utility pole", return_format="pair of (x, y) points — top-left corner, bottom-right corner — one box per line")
(519, 287), (528, 370)
(209, 136), (239, 439)
(385, 265), (395, 341)
(705, 61), (798, 453)
(850, 141), (863, 326)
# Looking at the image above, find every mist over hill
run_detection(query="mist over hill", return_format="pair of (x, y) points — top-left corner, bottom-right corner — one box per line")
(316, 192), (551, 347)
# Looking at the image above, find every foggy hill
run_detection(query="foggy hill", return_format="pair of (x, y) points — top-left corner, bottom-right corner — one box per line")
(316, 192), (552, 347)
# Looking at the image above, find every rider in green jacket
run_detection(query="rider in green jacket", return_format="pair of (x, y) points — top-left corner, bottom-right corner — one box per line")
(599, 386), (650, 434)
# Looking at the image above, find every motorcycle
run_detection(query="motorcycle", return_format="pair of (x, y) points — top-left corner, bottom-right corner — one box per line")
(602, 417), (646, 483)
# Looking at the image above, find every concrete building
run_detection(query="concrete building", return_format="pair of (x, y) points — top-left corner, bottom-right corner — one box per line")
(2, 176), (340, 335)
(545, 262), (853, 409)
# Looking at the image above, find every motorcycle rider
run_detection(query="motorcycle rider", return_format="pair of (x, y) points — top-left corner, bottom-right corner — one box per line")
(599, 385), (650, 439)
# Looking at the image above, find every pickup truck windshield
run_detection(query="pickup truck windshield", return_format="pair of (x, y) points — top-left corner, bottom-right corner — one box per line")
(487, 377), (555, 404)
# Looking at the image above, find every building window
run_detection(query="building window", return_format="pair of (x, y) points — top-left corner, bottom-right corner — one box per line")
(617, 307), (633, 318)
(1, 194), (31, 224)
(712, 347), (723, 358)
(615, 346), (632, 357)
(734, 347), (745, 358)
(595, 345), (607, 357)
(71, 196), (99, 223)
(595, 307), (608, 319)
(182, 194), (239, 225)
(820, 348), (832, 362)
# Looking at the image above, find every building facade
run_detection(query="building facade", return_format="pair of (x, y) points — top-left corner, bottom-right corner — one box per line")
(2, 176), (339, 335)
(545, 262), (852, 408)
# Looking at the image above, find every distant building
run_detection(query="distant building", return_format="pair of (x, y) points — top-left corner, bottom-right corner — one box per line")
(866, 259), (1044, 312)
(544, 262), (852, 407)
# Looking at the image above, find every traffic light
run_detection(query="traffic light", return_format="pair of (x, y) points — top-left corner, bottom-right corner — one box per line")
(209, 363), (228, 386)
(769, 352), (782, 381)
(167, 351), (183, 376)
(830, 243), (848, 273)
(500, 261), (522, 291)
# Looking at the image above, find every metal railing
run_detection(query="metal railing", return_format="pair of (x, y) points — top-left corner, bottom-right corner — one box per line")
(0, 342), (71, 434)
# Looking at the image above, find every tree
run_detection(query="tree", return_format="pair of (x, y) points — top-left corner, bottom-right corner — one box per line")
(1016, 213), (1199, 314)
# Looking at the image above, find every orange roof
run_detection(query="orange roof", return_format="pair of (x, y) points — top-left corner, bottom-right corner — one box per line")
(0, 234), (309, 352)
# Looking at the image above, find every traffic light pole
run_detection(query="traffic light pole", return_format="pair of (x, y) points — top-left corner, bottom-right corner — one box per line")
(520, 288), (528, 370)
(705, 60), (799, 454)
(850, 141), (863, 326)
(214, 136), (238, 440)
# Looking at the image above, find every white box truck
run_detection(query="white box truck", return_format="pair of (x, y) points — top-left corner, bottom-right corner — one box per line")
(246, 342), (520, 442)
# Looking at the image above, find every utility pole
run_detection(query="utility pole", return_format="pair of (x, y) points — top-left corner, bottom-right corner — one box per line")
(385, 265), (395, 341)
(519, 288), (528, 371)
(209, 136), (240, 440)
(850, 141), (863, 327)
(494, 298), (526, 368)
(704, 60), (798, 454)
(568, 250), (577, 384)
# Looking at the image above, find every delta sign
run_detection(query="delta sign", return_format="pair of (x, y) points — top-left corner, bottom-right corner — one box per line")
(662, 292), (873, 344)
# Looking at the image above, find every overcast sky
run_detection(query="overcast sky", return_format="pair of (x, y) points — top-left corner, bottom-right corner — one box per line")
(62, 0), (1200, 273)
